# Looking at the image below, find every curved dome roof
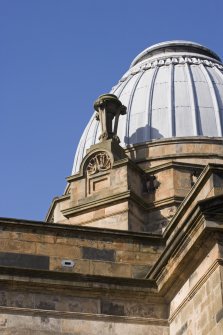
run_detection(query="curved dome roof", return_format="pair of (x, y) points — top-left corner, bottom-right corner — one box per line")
(72, 40), (223, 174)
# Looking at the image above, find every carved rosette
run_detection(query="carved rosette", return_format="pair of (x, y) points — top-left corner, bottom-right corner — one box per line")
(86, 152), (112, 176)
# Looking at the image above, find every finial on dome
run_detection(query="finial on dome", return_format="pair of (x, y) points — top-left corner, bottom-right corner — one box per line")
(94, 94), (127, 143)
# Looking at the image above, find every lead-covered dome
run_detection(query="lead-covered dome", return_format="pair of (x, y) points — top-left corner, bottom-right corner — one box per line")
(73, 41), (223, 174)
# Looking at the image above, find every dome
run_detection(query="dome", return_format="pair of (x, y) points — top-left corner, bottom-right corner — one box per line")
(72, 40), (223, 174)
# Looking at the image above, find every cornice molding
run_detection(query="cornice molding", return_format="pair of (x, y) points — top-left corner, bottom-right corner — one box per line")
(120, 56), (223, 82)
(0, 266), (156, 292)
(61, 190), (183, 218)
(0, 217), (163, 243)
(0, 306), (168, 326)
(125, 136), (223, 151)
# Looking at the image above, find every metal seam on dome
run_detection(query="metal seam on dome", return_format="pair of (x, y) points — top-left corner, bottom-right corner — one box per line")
(200, 64), (223, 136)
(92, 118), (100, 144)
(169, 64), (176, 137)
(125, 71), (145, 144)
(114, 75), (133, 99)
(110, 81), (123, 94)
(212, 67), (223, 133)
(147, 67), (159, 140)
(185, 63), (200, 136)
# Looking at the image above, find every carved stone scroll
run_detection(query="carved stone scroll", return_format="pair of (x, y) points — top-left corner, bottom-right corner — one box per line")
(86, 152), (112, 176)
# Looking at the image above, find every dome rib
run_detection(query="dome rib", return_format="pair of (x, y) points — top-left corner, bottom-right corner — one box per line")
(213, 67), (223, 132)
(113, 75), (133, 98)
(126, 71), (145, 144)
(169, 63), (175, 137)
(185, 63), (201, 136)
(92, 117), (100, 144)
(147, 67), (159, 140)
(200, 64), (222, 136)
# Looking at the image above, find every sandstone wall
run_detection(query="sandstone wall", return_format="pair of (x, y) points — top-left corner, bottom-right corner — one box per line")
(169, 244), (223, 334)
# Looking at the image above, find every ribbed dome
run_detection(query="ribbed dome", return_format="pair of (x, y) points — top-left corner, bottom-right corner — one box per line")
(72, 40), (223, 174)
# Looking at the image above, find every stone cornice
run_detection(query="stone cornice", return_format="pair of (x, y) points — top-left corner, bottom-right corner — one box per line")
(125, 136), (223, 151)
(0, 217), (163, 243)
(134, 152), (223, 164)
(0, 266), (156, 293)
(144, 161), (204, 174)
(45, 194), (70, 222)
(0, 306), (168, 326)
(61, 190), (183, 218)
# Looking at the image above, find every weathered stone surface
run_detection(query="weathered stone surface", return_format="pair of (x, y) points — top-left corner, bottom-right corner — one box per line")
(0, 220), (163, 278)
(0, 239), (36, 254)
(89, 260), (131, 277)
(82, 247), (115, 262)
(101, 300), (125, 316)
(131, 265), (151, 278)
(0, 252), (49, 270)
(36, 242), (81, 258)
(169, 265), (223, 335)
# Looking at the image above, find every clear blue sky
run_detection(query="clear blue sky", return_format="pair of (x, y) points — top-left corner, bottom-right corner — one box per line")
(0, 0), (223, 220)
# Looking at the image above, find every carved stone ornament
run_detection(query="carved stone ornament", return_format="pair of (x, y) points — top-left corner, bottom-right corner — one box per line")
(86, 152), (112, 176)
(120, 56), (223, 82)
(94, 94), (127, 143)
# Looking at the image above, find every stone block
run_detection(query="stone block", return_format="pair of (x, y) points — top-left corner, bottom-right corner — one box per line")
(1, 314), (61, 333)
(82, 212), (129, 230)
(101, 300), (125, 316)
(0, 239), (36, 254)
(34, 292), (99, 314)
(89, 260), (131, 277)
(50, 256), (90, 274)
(0, 290), (35, 309)
(82, 247), (115, 262)
(125, 301), (167, 318)
(55, 236), (98, 248)
(36, 243), (81, 258)
(105, 202), (128, 216)
(97, 239), (139, 252)
(10, 232), (55, 244)
(116, 250), (158, 265)
(0, 252), (49, 270)
(139, 243), (163, 254)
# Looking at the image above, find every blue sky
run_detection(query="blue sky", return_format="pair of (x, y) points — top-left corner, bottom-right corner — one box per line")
(0, 0), (223, 220)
